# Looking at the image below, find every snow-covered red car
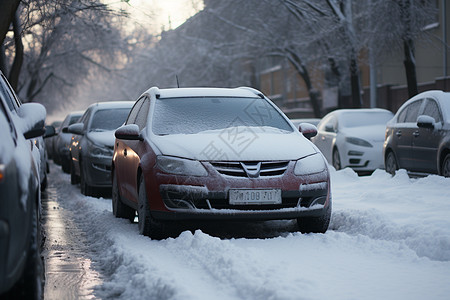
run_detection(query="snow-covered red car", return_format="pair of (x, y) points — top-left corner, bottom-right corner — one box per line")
(112, 87), (331, 238)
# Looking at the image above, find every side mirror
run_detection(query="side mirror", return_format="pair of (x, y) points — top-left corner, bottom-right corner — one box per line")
(115, 124), (143, 141)
(61, 126), (69, 133)
(17, 103), (46, 137)
(44, 125), (56, 138)
(417, 115), (435, 129)
(299, 123), (318, 140)
(24, 122), (46, 139)
(67, 123), (84, 135)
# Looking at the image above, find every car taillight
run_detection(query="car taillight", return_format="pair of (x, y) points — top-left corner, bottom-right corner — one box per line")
(0, 164), (4, 183)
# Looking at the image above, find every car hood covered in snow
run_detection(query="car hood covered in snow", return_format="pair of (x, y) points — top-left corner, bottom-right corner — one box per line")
(342, 125), (387, 143)
(87, 130), (115, 147)
(151, 127), (317, 161)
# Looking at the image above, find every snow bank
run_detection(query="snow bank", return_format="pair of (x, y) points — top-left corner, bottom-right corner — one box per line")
(330, 168), (450, 261)
(48, 164), (450, 300)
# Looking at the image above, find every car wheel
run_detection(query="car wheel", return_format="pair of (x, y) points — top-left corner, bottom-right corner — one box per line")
(297, 202), (331, 234)
(112, 172), (135, 222)
(138, 176), (165, 239)
(70, 160), (79, 185)
(10, 200), (44, 299)
(41, 172), (47, 191)
(441, 154), (450, 177)
(332, 148), (341, 170)
(385, 151), (398, 176)
(80, 166), (93, 196)
(61, 158), (70, 173)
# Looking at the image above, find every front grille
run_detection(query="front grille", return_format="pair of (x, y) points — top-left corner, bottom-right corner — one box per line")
(210, 161), (289, 178)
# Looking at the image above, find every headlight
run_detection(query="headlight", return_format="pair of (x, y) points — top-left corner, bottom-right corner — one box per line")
(345, 137), (373, 148)
(89, 143), (113, 157)
(294, 153), (327, 175)
(156, 155), (208, 177)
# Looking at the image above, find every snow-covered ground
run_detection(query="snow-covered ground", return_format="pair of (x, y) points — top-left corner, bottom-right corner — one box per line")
(46, 163), (450, 300)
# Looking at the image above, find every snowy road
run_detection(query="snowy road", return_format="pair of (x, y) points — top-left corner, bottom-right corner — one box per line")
(43, 163), (450, 300)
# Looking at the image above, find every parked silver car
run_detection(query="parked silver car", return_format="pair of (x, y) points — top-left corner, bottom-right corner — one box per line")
(0, 71), (45, 298)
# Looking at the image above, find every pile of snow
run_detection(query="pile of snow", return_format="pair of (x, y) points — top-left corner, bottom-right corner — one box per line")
(48, 164), (450, 300)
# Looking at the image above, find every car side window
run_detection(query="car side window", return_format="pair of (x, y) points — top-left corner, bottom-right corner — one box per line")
(126, 97), (144, 125)
(422, 99), (442, 123)
(318, 116), (331, 132)
(134, 97), (150, 130)
(404, 99), (423, 123)
(80, 108), (92, 131)
(0, 93), (17, 144)
(0, 73), (21, 112)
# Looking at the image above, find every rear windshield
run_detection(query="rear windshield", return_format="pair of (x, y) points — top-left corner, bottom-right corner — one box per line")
(340, 111), (393, 128)
(90, 108), (131, 131)
(152, 97), (293, 135)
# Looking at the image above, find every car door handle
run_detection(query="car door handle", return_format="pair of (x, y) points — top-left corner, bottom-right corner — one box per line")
(395, 130), (402, 137)
(413, 131), (420, 137)
(124, 148), (127, 157)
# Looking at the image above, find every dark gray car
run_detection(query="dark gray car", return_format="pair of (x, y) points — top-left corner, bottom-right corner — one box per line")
(384, 90), (450, 177)
(68, 101), (133, 196)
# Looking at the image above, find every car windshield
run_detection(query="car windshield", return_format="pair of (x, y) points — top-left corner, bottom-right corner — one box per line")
(152, 97), (293, 135)
(89, 108), (130, 131)
(339, 111), (393, 128)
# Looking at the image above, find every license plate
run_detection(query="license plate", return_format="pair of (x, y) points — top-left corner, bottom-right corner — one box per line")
(229, 189), (282, 205)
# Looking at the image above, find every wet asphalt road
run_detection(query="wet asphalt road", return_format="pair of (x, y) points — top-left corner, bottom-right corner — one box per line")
(41, 186), (101, 299)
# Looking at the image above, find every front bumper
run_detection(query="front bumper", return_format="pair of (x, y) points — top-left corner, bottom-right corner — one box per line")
(84, 155), (113, 187)
(149, 161), (331, 221)
(342, 141), (384, 171)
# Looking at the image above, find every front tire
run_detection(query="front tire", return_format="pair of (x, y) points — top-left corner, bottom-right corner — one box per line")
(297, 202), (331, 234)
(70, 160), (79, 185)
(441, 154), (450, 177)
(385, 151), (398, 176)
(112, 172), (135, 222)
(138, 176), (165, 239)
(80, 165), (93, 196)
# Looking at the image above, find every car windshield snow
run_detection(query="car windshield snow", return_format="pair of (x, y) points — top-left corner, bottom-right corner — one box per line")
(340, 111), (393, 128)
(90, 108), (130, 131)
(152, 97), (293, 135)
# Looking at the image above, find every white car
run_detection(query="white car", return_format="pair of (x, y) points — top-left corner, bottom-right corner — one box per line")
(311, 109), (394, 173)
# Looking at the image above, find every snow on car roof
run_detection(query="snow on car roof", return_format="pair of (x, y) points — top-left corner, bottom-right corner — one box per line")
(86, 101), (134, 110)
(330, 108), (392, 116)
(143, 87), (262, 99)
(398, 90), (450, 122)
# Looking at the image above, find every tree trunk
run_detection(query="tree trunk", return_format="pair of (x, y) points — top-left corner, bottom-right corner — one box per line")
(287, 50), (322, 117)
(403, 38), (418, 98)
(0, 0), (21, 46)
(349, 56), (362, 108)
(8, 11), (23, 90)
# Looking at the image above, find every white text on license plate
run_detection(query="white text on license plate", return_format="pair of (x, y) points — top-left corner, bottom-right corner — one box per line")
(229, 189), (282, 205)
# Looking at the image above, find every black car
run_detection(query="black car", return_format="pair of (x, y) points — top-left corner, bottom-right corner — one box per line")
(68, 101), (133, 196)
(384, 90), (450, 177)
(0, 72), (46, 298)
(53, 111), (83, 172)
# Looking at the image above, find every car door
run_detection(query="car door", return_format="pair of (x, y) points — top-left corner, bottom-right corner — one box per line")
(411, 98), (443, 173)
(313, 114), (337, 164)
(115, 97), (147, 203)
(392, 99), (424, 170)
(70, 108), (92, 176)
